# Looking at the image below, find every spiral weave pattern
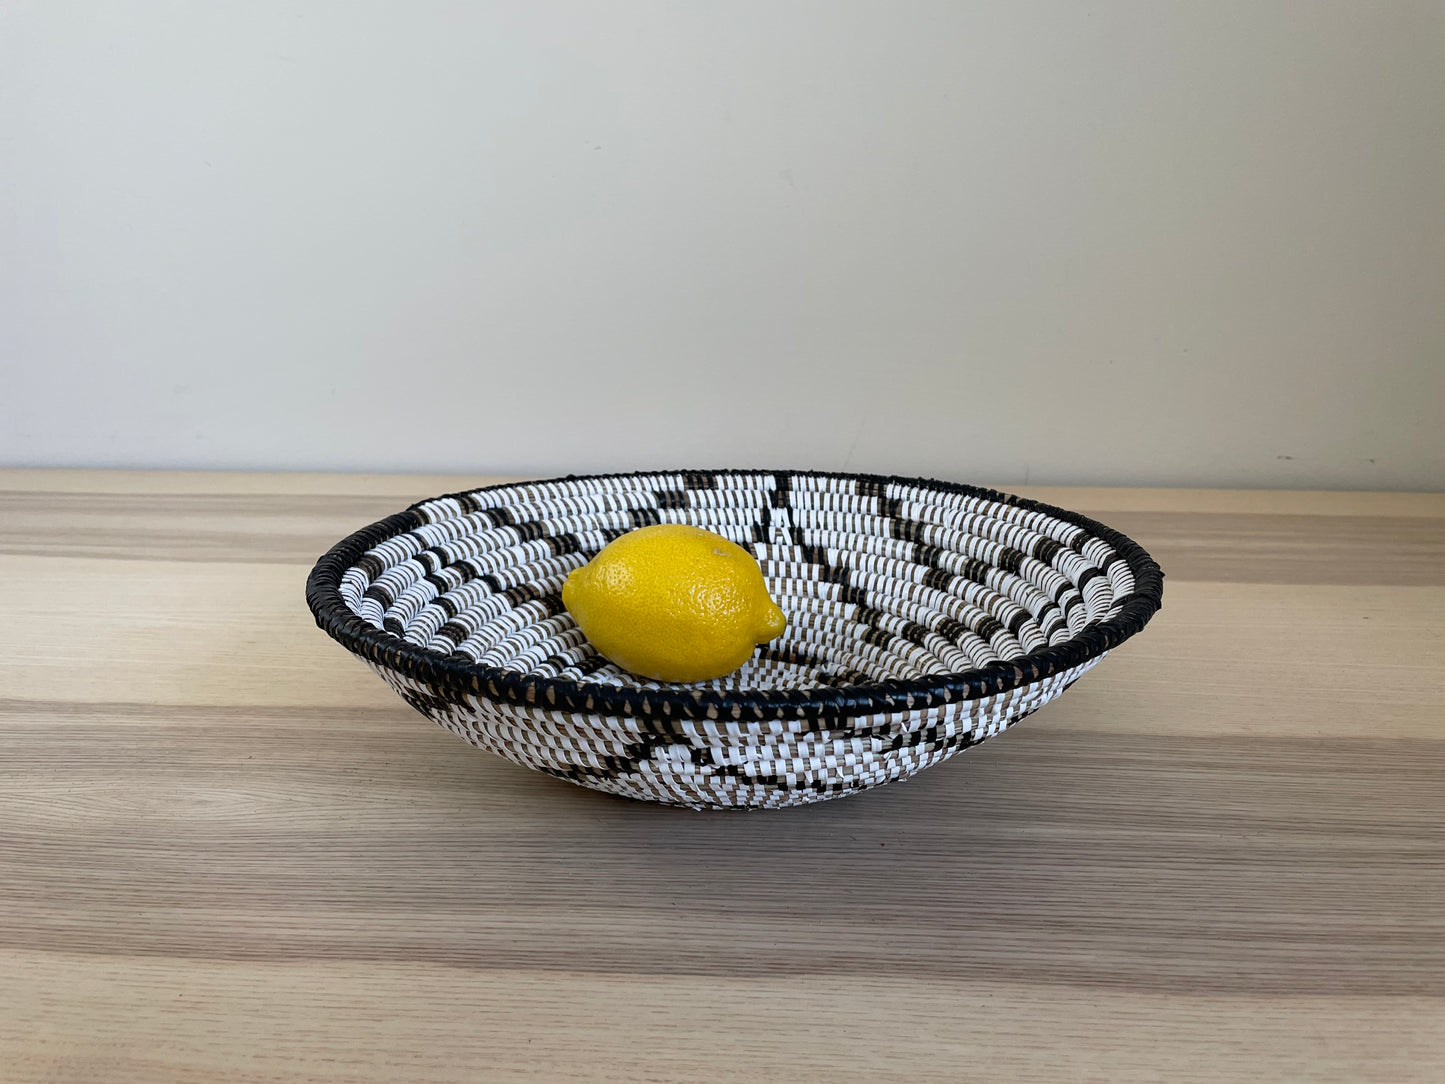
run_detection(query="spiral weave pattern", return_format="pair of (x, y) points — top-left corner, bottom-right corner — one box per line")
(307, 470), (1163, 808)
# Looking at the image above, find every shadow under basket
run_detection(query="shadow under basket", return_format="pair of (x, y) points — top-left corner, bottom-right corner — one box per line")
(306, 470), (1163, 809)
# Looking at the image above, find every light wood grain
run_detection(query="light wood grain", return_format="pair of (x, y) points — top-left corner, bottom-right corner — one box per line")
(2, 469), (1442, 1083)
(8, 467), (1445, 516)
(5, 954), (1442, 1084)
(5, 557), (1440, 738)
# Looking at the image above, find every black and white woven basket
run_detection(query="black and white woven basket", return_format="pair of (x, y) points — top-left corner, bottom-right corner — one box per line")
(307, 470), (1163, 809)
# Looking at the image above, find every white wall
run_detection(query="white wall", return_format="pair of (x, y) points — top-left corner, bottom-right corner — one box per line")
(2, 1), (1442, 489)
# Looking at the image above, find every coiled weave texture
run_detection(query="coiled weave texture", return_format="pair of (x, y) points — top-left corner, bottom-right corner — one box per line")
(307, 470), (1163, 808)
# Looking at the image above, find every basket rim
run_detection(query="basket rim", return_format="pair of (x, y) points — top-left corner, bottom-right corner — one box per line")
(305, 468), (1163, 722)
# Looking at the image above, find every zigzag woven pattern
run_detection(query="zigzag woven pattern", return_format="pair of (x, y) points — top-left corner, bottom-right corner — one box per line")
(307, 470), (1163, 808)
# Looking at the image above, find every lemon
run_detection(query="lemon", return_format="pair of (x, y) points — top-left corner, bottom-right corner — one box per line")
(562, 524), (788, 683)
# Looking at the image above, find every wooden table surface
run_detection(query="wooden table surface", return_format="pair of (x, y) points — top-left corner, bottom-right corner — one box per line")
(3, 470), (1442, 1083)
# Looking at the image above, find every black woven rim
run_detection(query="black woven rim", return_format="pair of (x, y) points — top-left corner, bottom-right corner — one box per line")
(305, 469), (1163, 722)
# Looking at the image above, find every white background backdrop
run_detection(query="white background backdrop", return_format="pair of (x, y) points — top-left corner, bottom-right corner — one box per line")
(2, 1), (1442, 489)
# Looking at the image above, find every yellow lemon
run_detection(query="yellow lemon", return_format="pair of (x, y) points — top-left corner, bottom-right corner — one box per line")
(562, 523), (788, 683)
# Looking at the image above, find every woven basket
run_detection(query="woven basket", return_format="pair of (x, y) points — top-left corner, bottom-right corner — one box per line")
(306, 470), (1163, 809)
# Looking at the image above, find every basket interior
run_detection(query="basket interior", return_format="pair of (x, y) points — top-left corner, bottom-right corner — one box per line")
(335, 472), (1138, 695)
